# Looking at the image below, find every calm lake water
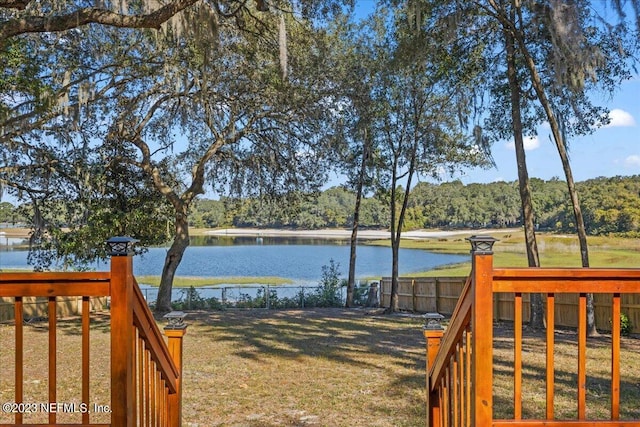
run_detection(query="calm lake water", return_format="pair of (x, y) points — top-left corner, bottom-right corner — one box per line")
(0, 236), (466, 284)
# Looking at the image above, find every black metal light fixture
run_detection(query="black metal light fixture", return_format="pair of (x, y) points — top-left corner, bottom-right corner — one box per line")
(423, 312), (445, 331)
(163, 311), (188, 330)
(106, 236), (139, 256)
(466, 235), (498, 254)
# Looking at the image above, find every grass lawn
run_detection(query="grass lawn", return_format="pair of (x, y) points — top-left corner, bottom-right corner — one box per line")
(388, 230), (640, 277)
(492, 323), (640, 421)
(1, 309), (638, 426)
(0, 309), (427, 427)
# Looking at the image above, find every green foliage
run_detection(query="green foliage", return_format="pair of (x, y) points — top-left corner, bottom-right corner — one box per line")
(314, 259), (344, 307)
(188, 175), (640, 235)
(620, 312), (632, 337)
(171, 286), (224, 311)
(0, 201), (24, 223)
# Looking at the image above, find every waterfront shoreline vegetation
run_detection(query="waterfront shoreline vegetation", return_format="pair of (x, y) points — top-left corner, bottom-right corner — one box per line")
(3, 229), (640, 281)
(136, 275), (294, 288)
(4, 176), (640, 237)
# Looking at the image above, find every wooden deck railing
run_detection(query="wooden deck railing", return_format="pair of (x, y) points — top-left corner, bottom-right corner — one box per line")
(0, 237), (186, 427)
(425, 236), (640, 427)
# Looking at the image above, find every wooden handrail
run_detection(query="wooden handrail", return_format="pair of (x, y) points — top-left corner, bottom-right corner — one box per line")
(132, 278), (179, 394)
(428, 276), (471, 391)
(1, 246), (186, 427)
(425, 238), (640, 427)
(0, 272), (111, 297)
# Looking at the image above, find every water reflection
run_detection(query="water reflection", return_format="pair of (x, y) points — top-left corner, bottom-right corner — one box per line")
(1, 235), (466, 282)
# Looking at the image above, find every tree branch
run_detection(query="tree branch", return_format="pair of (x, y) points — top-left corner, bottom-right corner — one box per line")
(0, 0), (202, 41)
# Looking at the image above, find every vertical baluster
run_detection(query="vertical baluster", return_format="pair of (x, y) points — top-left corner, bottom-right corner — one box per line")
(49, 297), (57, 424)
(453, 352), (459, 427)
(611, 293), (621, 420)
(164, 381), (169, 427)
(442, 368), (451, 426)
(465, 328), (471, 427)
(150, 360), (156, 427)
(82, 296), (90, 425)
(578, 293), (587, 419)
(15, 297), (23, 425)
(146, 349), (151, 427)
(157, 374), (162, 427)
(514, 293), (522, 420)
(546, 293), (555, 419)
(138, 337), (145, 427)
(132, 329), (138, 425)
(458, 343), (464, 427)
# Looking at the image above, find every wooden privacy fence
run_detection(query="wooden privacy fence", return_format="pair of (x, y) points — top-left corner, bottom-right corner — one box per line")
(425, 235), (640, 426)
(382, 276), (640, 334)
(0, 237), (187, 427)
(0, 296), (108, 322)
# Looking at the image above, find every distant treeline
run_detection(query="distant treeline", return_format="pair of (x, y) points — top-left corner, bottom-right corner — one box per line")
(2, 176), (639, 236)
(187, 176), (640, 236)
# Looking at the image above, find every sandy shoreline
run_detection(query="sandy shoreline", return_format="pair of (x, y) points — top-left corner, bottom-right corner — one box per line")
(204, 228), (509, 240)
(1, 227), (517, 241)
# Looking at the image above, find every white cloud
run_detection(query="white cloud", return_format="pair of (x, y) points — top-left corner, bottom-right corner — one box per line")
(624, 155), (640, 167)
(605, 109), (636, 128)
(506, 135), (540, 151)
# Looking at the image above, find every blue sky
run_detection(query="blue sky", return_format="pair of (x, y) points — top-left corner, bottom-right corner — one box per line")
(351, 1), (639, 186)
(454, 77), (640, 184)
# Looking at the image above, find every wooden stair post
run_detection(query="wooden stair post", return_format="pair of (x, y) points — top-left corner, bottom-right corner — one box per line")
(108, 236), (138, 427)
(467, 235), (497, 426)
(164, 311), (188, 427)
(424, 313), (445, 427)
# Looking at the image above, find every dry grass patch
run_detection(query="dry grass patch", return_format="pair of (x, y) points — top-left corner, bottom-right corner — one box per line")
(492, 323), (640, 421)
(181, 308), (426, 426)
(0, 309), (427, 426)
(2, 309), (639, 426)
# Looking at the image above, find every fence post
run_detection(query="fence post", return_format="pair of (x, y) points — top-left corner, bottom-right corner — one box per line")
(434, 277), (440, 314)
(164, 312), (188, 427)
(424, 313), (444, 427)
(266, 285), (270, 309)
(107, 236), (138, 427)
(467, 235), (497, 426)
(412, 279), (417, 312)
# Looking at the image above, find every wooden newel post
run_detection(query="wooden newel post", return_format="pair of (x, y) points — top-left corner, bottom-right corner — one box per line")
(164, 311), (188, 427)
(424, 313), (445, 427)
(467, 235), (497, 426)
(107, 236), (139, 427)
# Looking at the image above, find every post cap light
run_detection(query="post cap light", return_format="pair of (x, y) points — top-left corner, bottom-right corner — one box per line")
(466, 235), (498, 254)
(423, 312), (445, 331)
(106, 236), (139, 256)
(164, 311), (188, 330)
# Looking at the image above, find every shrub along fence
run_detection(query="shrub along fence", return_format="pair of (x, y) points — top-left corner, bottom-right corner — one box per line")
(380, 276), (640, 334)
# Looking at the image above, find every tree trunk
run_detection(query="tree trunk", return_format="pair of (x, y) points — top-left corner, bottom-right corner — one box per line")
(155, 209), (190, 313)
(390, 237), (400, 312)
(504, 21), (544, 328)
(346, 225), (358, 308)
(515, 36), (597, 335)
(388, 161), (401, 313)
(387, 144), (416, 314)
(347, 138), (369, 308)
